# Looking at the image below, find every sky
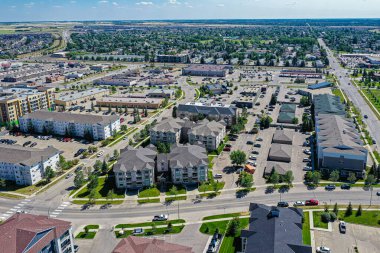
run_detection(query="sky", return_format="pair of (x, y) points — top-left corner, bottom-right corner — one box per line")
(0, 0), (379, 22)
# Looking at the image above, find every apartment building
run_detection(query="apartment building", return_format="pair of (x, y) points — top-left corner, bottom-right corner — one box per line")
(182, 64), (232, 77)
(150, 118), (188, 145)
(315, 114), (367, 178)
(0, 86), (55, 123)
(114, 146), (157, 190)
(188, 120), (226, 151)
(97, 96), (163, 109)
(114, 144), (208, 190)
(157, 54), (189, 63)
(313, 94), (346, 117)
(19, 111), (120, 140)
(0, 144), (59, 186)
(0, 213), (76, 253)
(177, 102), (237, 126)
(55, 88), (109, 107)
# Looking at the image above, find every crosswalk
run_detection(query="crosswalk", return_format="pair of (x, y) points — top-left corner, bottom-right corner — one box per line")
(0, 199), (31, 221)
(49, 202), (70, 218)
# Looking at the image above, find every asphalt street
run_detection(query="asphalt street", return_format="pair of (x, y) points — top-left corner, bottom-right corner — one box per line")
(319, 38), (380, 150)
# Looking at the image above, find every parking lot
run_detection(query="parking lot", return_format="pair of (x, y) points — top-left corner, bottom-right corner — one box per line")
(314, 222), (380, 253)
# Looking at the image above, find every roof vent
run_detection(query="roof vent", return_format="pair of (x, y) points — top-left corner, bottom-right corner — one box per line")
(268, 208), (280, 218)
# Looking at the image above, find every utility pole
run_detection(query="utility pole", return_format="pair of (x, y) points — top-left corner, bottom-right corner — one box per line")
(177, 201), (180, 219)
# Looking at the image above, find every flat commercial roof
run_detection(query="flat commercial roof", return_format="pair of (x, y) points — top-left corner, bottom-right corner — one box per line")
(56, 88), (108, 102)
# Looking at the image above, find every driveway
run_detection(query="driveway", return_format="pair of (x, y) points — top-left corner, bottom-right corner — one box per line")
(314, 222), (380, 253)
(166, 223), (210, 253)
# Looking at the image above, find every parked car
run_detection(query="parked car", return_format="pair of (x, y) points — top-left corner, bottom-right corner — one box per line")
(251, 150), (259, 155)
(364, 115), (368, 119)
(325, 184), (336, 191)
(133, 228), (144, 235)
(303, 149), (311, 155)
(97, 151), (104, 157)
(30, 142), (37, 147)
(249, 155), (257, 160)
(256, 138), (263, 141)
(303, 166), (312, 171)
(223, 147), (231, 152)
(341, 184), (351, 190)
(23, 141), (32, 147)
(153, 214), (168, 221)
(303, 158), (311, 162)
(246, 141), (254, 145)
(339, 221), (347, 233)
(293, 201), (305, 206)
(254, 143), (261, 148)
(372, 139), (377, 144)
(377, 192), (380, 196)
(316, 246), (331, 253)
(277, 201), (289, 207)
(305, 199), (319, 206)
(214, 174), (223, 179)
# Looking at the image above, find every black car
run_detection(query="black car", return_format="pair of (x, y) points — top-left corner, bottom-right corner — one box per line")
(341, 184), (351, 190)
(277, 201), (289, 207)
(325, 184), (336, 191)
(246, 141), (254, 145)
(23, 141), (32, 147)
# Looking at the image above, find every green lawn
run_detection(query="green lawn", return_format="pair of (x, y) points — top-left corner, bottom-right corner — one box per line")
(208, 155), (216, 169)
(72, 200), (123, 205)
(332, 88), (345, 103)
(219, 218), (250, 253)
(165, 185), (186, 196)
(202, 212), (249, 221)
(303, 212), (311, 245)
(362, 89), (380, 119)
(85, 225), (99, 230)
(165, 196), (187, 202)
(74, 176), (125, 199)
(339, 211), (380, 227)
(115, 225), (184, 238)
(138, 187), (160, 198)
(75, 232), (97, 239)
(200, 220), (230, 235)
(198, 181), (225, 193)
(115, 219), (185, 229)
(0, 192), (25, 199)
(0, 30), (15, 34)
(137, 198), (160, 204)
(313, 211), (328, 229)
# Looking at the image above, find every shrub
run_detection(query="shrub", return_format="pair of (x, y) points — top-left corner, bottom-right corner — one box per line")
(329, 212), (337, 222)
(321, 212), (331, 223)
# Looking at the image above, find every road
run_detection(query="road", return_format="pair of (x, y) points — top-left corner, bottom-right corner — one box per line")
(318, 38), (380, 150)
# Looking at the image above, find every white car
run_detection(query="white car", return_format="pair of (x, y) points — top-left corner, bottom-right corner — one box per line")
(316, 246), (331, 253)
(303, 149), (311, 155)
(303, 158), (311, 162)
(294, 201), (305, 206)
(249, 155), (257, 160)
(303, 166), (312, 171)
(97, 151), (104, 157)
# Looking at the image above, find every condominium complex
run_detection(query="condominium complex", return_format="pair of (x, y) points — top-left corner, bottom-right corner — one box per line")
(97, 96), (163, 109)
(0, 213), (76, 253)
(157, 54), (189, 63)
(55, 88), (109, 107)
(313, 94), (367, 178)
(182, 64), (232, 77)
(0, 144), (59, 185)
(177, 102), (237, 126)
(150, 118), (226, 151)
(19, 111), (120, 140)
(114, 144), (208, 190)
(0, 86), (55, 123)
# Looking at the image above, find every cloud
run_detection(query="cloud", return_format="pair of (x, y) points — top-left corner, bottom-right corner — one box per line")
(98, 0), (109, 3)
(136, 1), (154, 5)
(217, 3), (225, 7)
(53, 5), (63, 8)
(285, 1), (297, 6)
(168, 0), (180, 4)
(112, 2), (119, 6)
(24, 2), (35, 8)
(70, 0), (77, 3)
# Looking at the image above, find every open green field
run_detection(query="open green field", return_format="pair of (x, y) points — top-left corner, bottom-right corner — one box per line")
(363, 89), (380, 113)
(0, 29), (15, 34)
(74, 176), (125, 199)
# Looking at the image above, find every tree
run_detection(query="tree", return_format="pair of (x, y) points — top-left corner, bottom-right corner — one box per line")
(270, 95), (277, 105)
(283, 171), (294, 186)
(88, 189), (96, 204)
(169, 185), (178, 196)
(347, 173), (357, 184)
(333, 202), (339, 216)
(269, 170), (280, 185)
(239, 172), (254, 189)
(345, 202), (353, 217)
(365, 174), (376, 187)
(230, 150), (246, 167)
(113, 149), (120, 159)
(167, 222), (173, 232)
(101, 160), (108, 174)
(93, 160), (102, 173)
(44, 166), (55, 183)
(87, 174), (99, 191)
(0, 179), (6, 188)
(74, 171), (85, 188)
(228, 218), (240, 237)
(329, 170), (340, 182)
(121, 125), (128, 132)
(106, 189), (114, 203)
(356, 204), (362, 216)
(292, 117), (299, 124)
(311, 171), (321, 185)
(172, 106), (177, 118)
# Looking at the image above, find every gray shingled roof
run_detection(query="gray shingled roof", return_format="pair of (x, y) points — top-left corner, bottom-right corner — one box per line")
(168, 144), (208, 168)
(280, 104), (296, 113)
(265, 161), (291, 176)
(313, 94), (345, 116)
(177, 103), (236, 116)
(20, 110), (119, 126)
(278, 112), (295, 123)
(0, 144), (59, 167)
(151, 118), (185, 132)
(241, 203), (311, 253)
(114, 147), (157, 173)
(188, 120), (225, 137)
(268, 144), (292, 161)
(272, 130), (294, 144)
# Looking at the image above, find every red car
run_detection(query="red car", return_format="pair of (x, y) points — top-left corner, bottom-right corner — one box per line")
(305, 199), (319, 206)
(223, 147), (231, 152)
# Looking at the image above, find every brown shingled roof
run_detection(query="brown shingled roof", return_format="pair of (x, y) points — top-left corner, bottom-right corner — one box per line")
(0, 213), (71, 253)
(112, 236), (194, 253)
